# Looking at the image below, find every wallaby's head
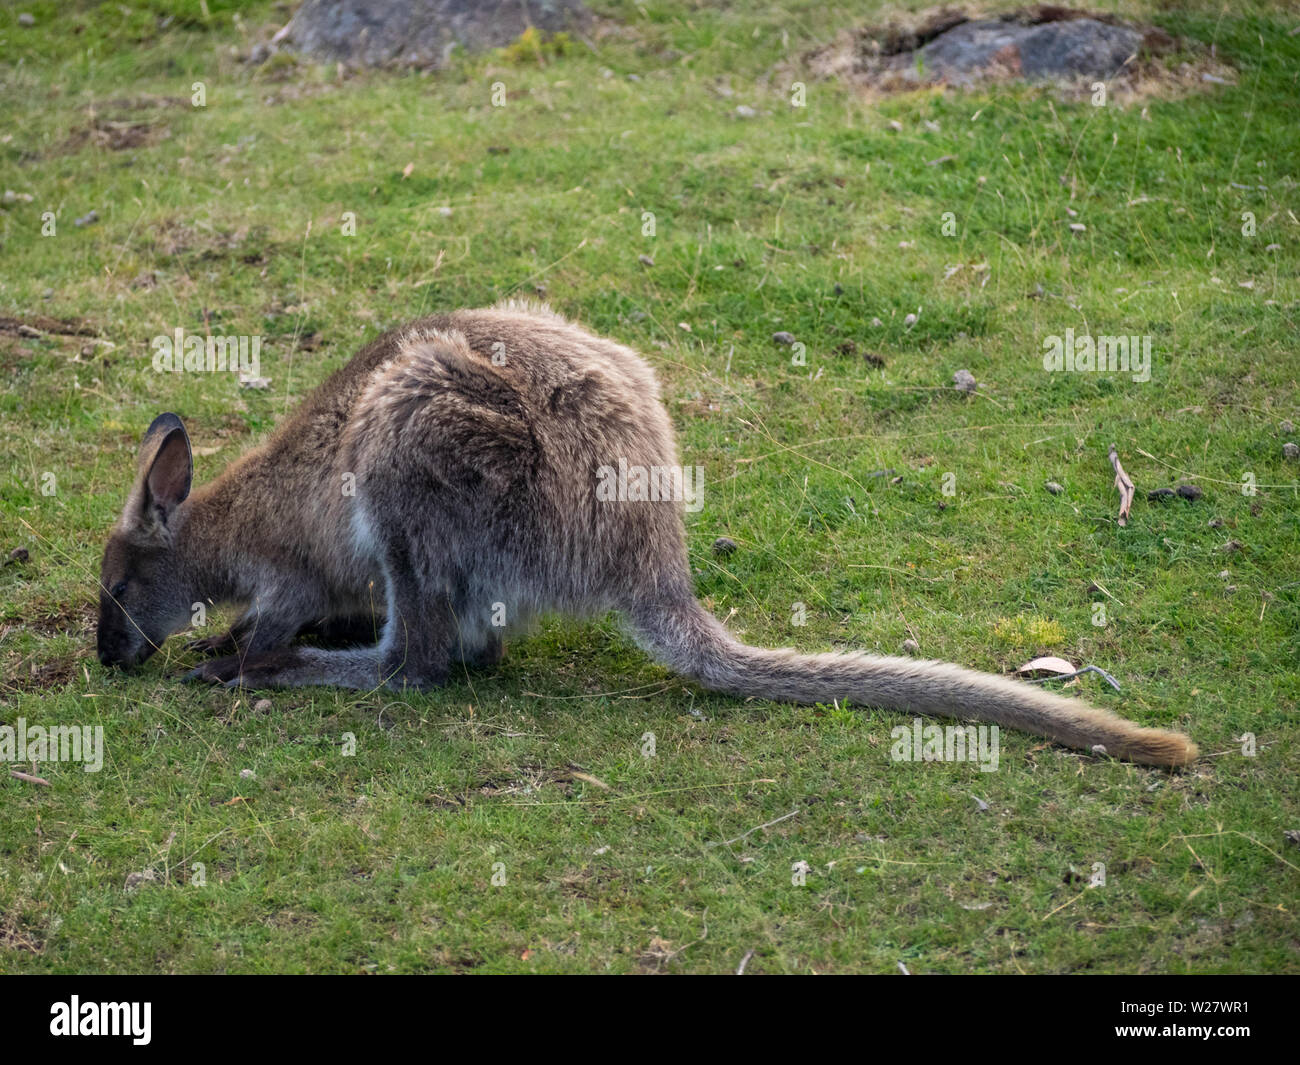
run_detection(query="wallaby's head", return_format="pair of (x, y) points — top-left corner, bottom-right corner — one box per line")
(97, 413), (195, 668)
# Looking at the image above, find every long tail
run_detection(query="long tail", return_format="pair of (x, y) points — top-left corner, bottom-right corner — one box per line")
(628, 596), (1196, 768)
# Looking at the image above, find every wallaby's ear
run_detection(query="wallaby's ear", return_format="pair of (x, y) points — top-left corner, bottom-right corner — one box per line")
(134, 413), (192, 529)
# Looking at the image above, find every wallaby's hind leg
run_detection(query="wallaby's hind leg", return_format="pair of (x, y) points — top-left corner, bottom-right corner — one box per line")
(459, 628), (504, 669)
(186, 565), (457, 691)
(183, 646), (384, 690)
(375, 568), (459, 689)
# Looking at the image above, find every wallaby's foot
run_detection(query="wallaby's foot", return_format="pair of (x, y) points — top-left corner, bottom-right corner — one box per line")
(459, 632), (505, 669)
(186, 631), (239, 656)
(184, 646), (447, 691)
(184, 651), (306, 689)
(380, 649), (449, 691)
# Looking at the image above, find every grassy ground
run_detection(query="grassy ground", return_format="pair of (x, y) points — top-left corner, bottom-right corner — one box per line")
(0, 0), (1296, 973)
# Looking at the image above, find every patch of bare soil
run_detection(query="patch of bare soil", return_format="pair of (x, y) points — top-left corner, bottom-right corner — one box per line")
(145, 219), (274, 264)
(0, 913), (44, 954)
(15, 602), (96, 639)
(0, 315), (99, 339)
(1, 653), (85, 693)
(62, 117), (169, 153)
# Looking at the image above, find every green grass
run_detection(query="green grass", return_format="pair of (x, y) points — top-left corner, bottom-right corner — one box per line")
(0, 0), (1297, 973)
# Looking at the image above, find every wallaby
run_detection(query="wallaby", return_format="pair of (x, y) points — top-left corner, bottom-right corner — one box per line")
(97, 301), (1197, 767)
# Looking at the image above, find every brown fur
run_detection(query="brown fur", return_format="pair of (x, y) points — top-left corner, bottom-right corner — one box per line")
(97, 301), (1197, 768)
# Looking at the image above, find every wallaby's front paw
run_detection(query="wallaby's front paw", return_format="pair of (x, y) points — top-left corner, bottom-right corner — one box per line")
(184, 651), (302, 689)
(186, 631), (239, 656)
(184, 655), (245, 686)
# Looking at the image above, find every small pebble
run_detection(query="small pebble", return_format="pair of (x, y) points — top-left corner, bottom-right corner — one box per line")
(771, 331), (795, 345)
(952, 369), (977, 393)
(902, 639), (919, 654)
(712, 536), (737, 557)
(254, 698), (272, 712)
(240, 768), (256, 779)
(1283, 442), (1299, 461)
(124, 869), (157, 891)
(1045, 481), (1064, 495)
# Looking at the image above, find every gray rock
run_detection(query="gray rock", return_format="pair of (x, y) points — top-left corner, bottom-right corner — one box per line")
(812, 11), (1154, 88)
(918, 18), (1141, 84)
(281, 0), (589, 69)
(125, 869), (158, 891)
(712, 536), (737, 557)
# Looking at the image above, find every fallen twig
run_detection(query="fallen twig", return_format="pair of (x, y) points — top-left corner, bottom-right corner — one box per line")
(736, 949), (755, 975)
(1108, 444), (1135, 527)
(1023, 664), (1122, 693)
(567, 767), (611, 791)
(708, 808), (800, 848)
(9, 769), (50, 786)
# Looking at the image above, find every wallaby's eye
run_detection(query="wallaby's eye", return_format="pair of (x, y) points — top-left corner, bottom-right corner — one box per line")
(110, 581), (128, 599)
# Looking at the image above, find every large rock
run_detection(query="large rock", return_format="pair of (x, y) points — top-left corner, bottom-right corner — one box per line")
(915, 17), (1143, 83)
(808, 7), (1176, 89)
(280, 0), (590, 69)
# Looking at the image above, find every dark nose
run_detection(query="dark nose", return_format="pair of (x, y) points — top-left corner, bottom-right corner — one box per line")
(97, 632), (126, 668)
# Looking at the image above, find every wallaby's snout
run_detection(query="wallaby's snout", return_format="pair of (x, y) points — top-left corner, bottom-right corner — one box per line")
(96, 535), (176, 669)
(94, 561), (156, 670)
(96, 412), (196, 670)
(96, 602), (148, 669)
